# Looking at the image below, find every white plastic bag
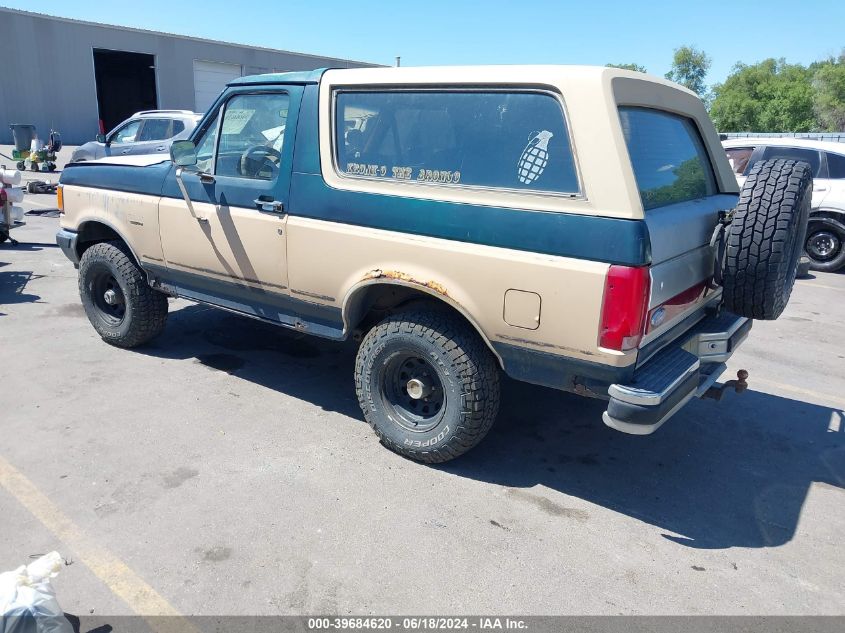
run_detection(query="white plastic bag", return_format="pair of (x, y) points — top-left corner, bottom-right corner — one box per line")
(0, 552), (73, 633)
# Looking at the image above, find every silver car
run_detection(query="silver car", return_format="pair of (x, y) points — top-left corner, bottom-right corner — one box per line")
(69, 110), (202, 163)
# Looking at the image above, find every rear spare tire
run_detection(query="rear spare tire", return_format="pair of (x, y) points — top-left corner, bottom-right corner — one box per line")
(78, 241), (168, 347)
(722, 159), (811, 320)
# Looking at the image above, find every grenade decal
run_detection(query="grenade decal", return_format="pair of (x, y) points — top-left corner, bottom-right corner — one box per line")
(517, 130), (553, 185)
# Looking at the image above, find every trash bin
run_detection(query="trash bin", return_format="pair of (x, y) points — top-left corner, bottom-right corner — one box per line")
(9, 124), (36, 152)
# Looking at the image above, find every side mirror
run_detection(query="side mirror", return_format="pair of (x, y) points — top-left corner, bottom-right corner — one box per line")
(96, 134), (107, 144)
(170, 140), (198, 167)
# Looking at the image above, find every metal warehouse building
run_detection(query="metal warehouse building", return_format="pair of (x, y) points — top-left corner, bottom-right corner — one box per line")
(0, 8), (375, 144)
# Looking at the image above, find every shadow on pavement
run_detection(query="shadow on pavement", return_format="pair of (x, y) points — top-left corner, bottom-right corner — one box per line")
(134, 303), (844, 551)
(0, 269), (43, 311)
(0, 242), (59, 250)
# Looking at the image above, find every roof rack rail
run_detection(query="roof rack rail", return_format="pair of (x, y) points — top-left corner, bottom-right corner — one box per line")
(132, 109), (197, 116)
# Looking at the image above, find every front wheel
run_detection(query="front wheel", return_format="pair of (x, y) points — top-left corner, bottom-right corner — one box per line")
(805, 217), (845, 272)
(78, 241), (168, 347)
(355, 309), (500, 463)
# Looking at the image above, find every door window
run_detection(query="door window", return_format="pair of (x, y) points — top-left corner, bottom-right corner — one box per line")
(759, 146), (822, 177)
(725, 147), (754, 175)
(619, 107), (717, 210)
(110, 120), (141, 144)
(334, 90), (579, 194)
(825, 152), (845, 179)
(138, 119), (173, 141)
(214, 93), (290, 180)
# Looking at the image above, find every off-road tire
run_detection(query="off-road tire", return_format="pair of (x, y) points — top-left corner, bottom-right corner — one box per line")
(78, 241), (168, 347)
(722, 159), (812, 320)
(355, 309), (500, 463)
(804, 215), (845, 273)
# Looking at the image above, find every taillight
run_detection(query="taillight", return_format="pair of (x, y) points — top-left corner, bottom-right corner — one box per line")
(56, 185), (63, 213)
(599, 265), (651, 351)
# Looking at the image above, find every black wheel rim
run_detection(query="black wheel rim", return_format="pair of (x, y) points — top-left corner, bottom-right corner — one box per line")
(806, 230), (841, 262)
(378, 352), (446, 432)
(88, 267), (126, 325)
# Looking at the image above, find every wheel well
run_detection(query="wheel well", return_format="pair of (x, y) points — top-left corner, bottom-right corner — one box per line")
(344, 282), (503, 367)
(809, 210), (845, 229)
(76, 221), (128, 259)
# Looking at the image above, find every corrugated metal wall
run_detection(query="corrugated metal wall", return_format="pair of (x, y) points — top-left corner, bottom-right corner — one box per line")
(0, 8), (374, 144)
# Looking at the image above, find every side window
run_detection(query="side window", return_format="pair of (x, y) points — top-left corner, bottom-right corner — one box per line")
(193, 111), (220, 173)
(110, 120), (141, 144)
(138, 119), (172, 142)
(825, 152), (845, 179)
(215, 93), (290, 180)
(759, 146), (822, 177)
(172, 120), (186, 136)
(619, 107), (717, 210)
(334, 90), (579, 194)
(725, 147), (754, 176)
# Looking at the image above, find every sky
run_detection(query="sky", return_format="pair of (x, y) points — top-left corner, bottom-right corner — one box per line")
(3, 0), (844, 85)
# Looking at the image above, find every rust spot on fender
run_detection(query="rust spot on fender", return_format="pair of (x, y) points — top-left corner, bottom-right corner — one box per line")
(363, 269), (449, 297)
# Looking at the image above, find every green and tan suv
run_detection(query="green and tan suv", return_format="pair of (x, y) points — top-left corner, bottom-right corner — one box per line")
(55, 66), (811, 462)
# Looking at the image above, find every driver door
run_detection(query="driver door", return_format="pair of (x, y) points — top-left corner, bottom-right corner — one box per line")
(159, 87), (301, 318)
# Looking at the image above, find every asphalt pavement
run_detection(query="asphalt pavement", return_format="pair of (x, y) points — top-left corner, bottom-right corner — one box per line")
(1, 161), (843, 617)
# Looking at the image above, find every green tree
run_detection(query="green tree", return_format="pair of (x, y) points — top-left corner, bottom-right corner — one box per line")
(606, 63), (647, 73)
(813, 54), (845, 131)
(665, 46), (711, 97)
(709, 59), (815, 132)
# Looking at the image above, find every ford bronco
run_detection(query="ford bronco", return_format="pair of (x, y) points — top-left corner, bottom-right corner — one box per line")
(55, 66), (811, 462)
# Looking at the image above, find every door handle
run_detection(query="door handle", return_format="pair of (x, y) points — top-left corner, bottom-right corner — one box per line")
(122, 149), (130, 154)
(254, 198), (284, 214)
(156, 146), (165, 151)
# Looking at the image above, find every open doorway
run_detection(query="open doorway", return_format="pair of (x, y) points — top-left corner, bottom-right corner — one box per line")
(93, 49), (157, 134)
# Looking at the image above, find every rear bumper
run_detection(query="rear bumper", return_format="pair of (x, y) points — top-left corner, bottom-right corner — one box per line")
(603, 311), (751, 435)
(56, 228), (79, 265)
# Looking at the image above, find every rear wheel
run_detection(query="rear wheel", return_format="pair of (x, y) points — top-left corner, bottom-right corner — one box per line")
(804, 216), (845, 272)
(78, 241), (168, 347)
(354, 309), (500, 463)
(722, 159), (812, 320)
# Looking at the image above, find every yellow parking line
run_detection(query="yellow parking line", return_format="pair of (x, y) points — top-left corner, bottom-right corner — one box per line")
(803, 282), (844, 292)
(0, 455), (197, 633)
(21, 198), (58, 209)
(751, 377), (845, 409)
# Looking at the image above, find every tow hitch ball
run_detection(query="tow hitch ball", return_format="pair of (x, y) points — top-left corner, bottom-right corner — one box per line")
(703, 369), (749, 402)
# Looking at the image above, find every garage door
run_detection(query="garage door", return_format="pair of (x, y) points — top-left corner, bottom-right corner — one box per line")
(193, 60), (242, 113)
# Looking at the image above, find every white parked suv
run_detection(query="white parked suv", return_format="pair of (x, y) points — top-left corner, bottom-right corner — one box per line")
(723, 137), (845, 272)
(69, 110), (202, 164)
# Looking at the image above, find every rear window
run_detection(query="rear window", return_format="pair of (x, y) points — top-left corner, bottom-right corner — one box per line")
(334, 90), (579, 194)
(619, 107), (717, 210)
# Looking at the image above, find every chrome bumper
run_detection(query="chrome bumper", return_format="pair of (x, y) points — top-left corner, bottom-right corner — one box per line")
(602, 311), (751, 435)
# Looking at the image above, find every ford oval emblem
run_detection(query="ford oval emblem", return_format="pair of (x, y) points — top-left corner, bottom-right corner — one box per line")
(650, 307), (667, 328)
